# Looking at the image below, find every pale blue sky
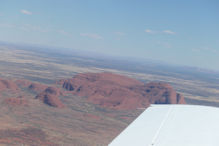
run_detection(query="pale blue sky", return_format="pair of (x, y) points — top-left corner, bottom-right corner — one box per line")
(0, 0), (219, 70)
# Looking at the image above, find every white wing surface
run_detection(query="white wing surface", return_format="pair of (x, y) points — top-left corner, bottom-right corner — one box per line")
(109, 104), (219, 146)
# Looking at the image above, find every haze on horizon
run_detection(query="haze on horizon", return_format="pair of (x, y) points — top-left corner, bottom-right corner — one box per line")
(0, 0), (219, 71)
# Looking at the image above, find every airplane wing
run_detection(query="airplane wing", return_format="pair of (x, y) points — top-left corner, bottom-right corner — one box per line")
(109, 104), (219, 146)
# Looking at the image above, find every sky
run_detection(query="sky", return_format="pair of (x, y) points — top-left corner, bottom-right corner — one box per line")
(0, 0), (219, 71)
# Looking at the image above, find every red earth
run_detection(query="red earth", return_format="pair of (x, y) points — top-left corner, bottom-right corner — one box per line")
(0, 72), (186, 145)
(4, 96), (28, 106)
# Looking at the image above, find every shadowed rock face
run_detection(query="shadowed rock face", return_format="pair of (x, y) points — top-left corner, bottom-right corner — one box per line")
(132, 82), (186, 104)
(44, 87), (60, 96)
(36, 87), (65, 108)
(62, 72), (185, 110)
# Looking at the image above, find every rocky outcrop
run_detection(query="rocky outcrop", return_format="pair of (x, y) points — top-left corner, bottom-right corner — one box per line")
(131, 82), (186, 104)
(0, 79), (18, 91)
(62, 72), (185, 110)
(0, 78), (65, 108)
(36, 87), (64, 108)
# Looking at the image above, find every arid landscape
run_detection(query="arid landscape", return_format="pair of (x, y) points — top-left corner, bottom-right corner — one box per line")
(1, 1), (218, 145)
(0, 43), (219, 145)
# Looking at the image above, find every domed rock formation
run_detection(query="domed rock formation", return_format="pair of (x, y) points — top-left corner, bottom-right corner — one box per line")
(62, 72), (185, 110)
(0, 79), (18, 91)
(36, 87), (64, 108)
